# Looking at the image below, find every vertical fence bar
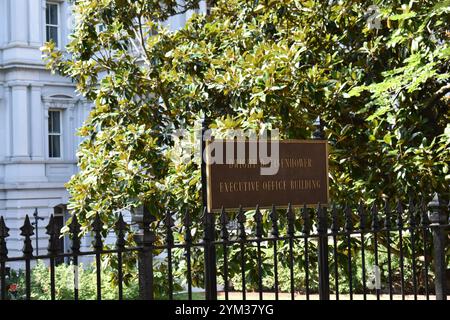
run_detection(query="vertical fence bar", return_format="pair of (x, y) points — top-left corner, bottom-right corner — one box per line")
(46, 215), (60, 301)
(317, 204), (330, 300)
(358, 203), (367, 300)
(254, 206), (264, 300)
(427, 193), (449, 301)
(302, 204), (310, 300)
(49, 251), (56, 300)
(237, 206), (247, 300)
(69, 215), (81, 300)
(0, 217), (9, 301)
(331, 205), (340, 300)
(164, 210), (175, 300)
(287, 204), (296, 300)
(92, 213), (104, 301)
(344, 206), (353, 300)
(270, 205), (279, 301)
(371, 204), (381, 300)
(384, 202), (393, 300)
(183, 209), (193, 301)
(408, 199), (418, 300)
(203, 207), (217, 300)
(115, 213), (127, 301)
(396, 202), (405, 300)
(20, 215), (34, 300)
(420, 200), (430, 300)
(219, 208), (229, 301)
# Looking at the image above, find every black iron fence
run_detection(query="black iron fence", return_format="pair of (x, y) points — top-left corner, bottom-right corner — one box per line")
(0, 195), (448, 300)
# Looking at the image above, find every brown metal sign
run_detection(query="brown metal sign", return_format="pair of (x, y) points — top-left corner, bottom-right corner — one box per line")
(206, 140), (329, 212)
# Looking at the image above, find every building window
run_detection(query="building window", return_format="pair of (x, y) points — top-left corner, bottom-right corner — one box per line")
(46, 2), (59, 46)
(206, 0), (213, 15)
(48, 110), (62, 158)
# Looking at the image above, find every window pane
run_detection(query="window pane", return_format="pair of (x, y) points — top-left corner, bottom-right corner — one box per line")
(46, 5), (50, 24)
(49, 111), (61, 133)
(49, 135), (61, 158)
(46, 4), (58, 25)
(48, 111), (53, 133)
(46, 26), (58, 45)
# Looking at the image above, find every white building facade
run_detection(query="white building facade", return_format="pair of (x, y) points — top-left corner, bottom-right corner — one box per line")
(0, 0), (206, 259)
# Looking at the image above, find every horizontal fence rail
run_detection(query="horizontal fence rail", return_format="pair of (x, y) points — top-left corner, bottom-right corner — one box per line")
(0, 198), (448, 300)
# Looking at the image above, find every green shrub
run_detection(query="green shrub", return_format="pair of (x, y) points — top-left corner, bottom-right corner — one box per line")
(6, 259), (183, 300)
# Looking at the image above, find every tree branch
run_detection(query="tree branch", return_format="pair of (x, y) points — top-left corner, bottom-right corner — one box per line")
(424, 83), (450, 110)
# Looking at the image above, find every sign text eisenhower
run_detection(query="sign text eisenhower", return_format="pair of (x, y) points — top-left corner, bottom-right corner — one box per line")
(206, 140), (329, 212)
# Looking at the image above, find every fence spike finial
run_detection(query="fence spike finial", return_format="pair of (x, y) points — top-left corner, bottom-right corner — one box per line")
(420, 198), (430, 227)
(287, 203), (295, 236)
(358, 202), (367, 231)
(236, 205), (246, 240)
(92, 213), (104, 251)
(20, 215), (34, 257)
(202, 206), (212, 242)
(270, 204), (279, 237)
(301, 204), (310, 234)
(69, 214), (81, 254)
(317, 202), (328, 233)
(331, 204), (339, 233)
(371, 203), (379, 231)
(408, 197), (417, 227)
(254, 205), (263, 238)
(115, 213), (128, 249)
(0, 216), (9, 260)
(396, 201), (404, 228)
(0, 217), (9, 239)
(183, 208), (192, 243)
(344, 205), (353, 232)
(219, 207), (229, 241)
(384, 200), (391, 229)
(46, 214), (61, 255)
(183, 208), (192, 228)
(164, 209), (175, 246)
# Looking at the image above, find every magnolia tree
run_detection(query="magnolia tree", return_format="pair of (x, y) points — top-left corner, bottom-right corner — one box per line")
(42, 0), (449, 289)
(43, 0), (449, 226)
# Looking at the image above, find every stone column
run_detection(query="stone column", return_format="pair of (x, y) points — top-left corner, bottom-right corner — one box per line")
(10, 82), (30, 160)
(9, 0), (28, 45)
(0, 84), (6, 160)
(30, 84), (44, 160)
(28, 0), (42, 47)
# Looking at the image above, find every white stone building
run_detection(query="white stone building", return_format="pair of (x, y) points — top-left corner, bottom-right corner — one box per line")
(0, 0), (207, 261)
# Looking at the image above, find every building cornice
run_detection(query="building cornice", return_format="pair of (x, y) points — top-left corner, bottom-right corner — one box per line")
(0, 182), (68, 191)
(0, 43), (43, 50)
(2, 80), (77, 88)
(0, 60), (46, 70)
(0, 160), (77, 165)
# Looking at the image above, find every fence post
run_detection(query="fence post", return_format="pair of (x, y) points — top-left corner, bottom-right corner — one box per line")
(133, 205), (156, 300)
(317, 204), (330, 300)
(427, 193), (449, 300)
(313, 117), (330, 300)
(201, 117), (217, 300)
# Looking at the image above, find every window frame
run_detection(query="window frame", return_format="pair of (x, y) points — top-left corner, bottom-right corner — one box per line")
(48, 109), (63, 159)
(45, 1), (60, 47)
